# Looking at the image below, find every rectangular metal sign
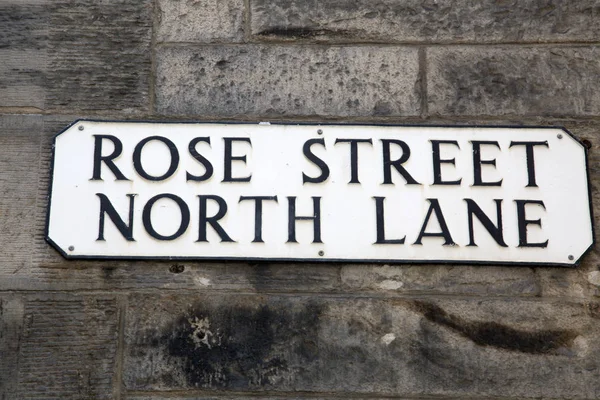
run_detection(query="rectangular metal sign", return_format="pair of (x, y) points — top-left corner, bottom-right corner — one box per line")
(46, 120), (594, 266)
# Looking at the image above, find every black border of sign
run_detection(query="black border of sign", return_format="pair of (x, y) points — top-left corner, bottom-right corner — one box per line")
(45, 119), (596, 267)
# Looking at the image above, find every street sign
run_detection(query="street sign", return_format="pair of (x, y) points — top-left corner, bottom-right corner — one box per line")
(46, 120), (594, 266)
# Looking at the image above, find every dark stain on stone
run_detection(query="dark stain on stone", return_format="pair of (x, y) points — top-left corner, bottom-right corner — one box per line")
(162, 300), (323, 388)
(101, 266), (116, 280)
(250, 264), (274, 292)
(257, 27), (354, 40)
(215, 59), (230, 68)
(169, 264), (185, 274)
(408, 300), (578, 355)
(441, 57), (536, 114)
(373, 100), (393, 116)
(588, 302), (600, 319)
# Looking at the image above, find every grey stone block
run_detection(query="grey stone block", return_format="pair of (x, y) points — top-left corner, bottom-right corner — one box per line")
(0, 115), (43, 284)
(156, 45), (421, 117)
(123, 294), (600, 397)
(0, 1), (48, 108)
(427, 47), (600, 117)
(46, 0), (152, 112)
(0, 296), (24, 397)
(341, 264), (539, 296)
(157, 0), (245, 43)
(0, 294), (119, 399)
(0, 0), (151, 112)
(250, 0), (600, 43)
(128, 398), (409, 400)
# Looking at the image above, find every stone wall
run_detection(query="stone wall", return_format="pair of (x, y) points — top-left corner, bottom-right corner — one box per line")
(1, 1), (600, 399)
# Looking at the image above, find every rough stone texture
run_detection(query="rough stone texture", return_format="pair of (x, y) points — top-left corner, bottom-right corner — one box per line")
(0, 294), (119, 399)
(0, 1), (47, 109)
(250, 0), (600, 43)
(0, 296), (25, 398)
(0, 0), (151, 112)
(427, 46), (600, 117)
(124, 294), (600, 398)
(157, 0), (245, 43)
(129, 398), (413, 400)
(340, 264), (539, 296)
(156, 45), (421, 117)
(0, 115), (43, 285)
(46, 0), (152, 112)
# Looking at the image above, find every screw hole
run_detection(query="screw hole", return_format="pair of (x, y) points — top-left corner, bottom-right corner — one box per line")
(318, 250), (324, 256)
(78, 125), (84, 131)
(169, 264), (185, 273)
(568, 255), (574, 261)
(582, 139), (592, 150)
(68, 246), (74, 251)
(317, 129), (323, 135)
(557, 133), (563, 139)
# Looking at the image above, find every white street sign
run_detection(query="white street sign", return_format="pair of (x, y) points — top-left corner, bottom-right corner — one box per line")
(46, 120), (594, 266)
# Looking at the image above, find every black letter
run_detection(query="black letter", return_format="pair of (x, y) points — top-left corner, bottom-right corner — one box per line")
(414, 199), (455, 245)
(197, 195), (235, 242)
(92, 135), (129, 180)
(509, 141), (549, 187)
(187, 137), (213, 182)
(302, 138), (330, 184)
(287, 197), (322, 243)
(133, 136), (179, 181)
(464, 199), (507, 247)
(515, 200), (548, 248)
(239, 196), (278, 243)
(381, 139), (419, 185)
(373, 197), (405, 244)
(432, 140), (462, 185)
(334, 138), (373, 183)
(223, 137), (252, 182)
(472, 141), (502, 186)
(96, 193), (135, 241)
(142, 193), (190, 241)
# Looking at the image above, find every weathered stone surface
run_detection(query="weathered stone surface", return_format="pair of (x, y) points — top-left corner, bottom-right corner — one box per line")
(156, 45), (420, 117)
(129, 398), (411, 400)
(0, 1), (48, 49)
(341, 264), (539, 296)
(157, 0), (244, 43)
(251, 0), (600, 43)
(46, 0), (152, 112)
(537, 267), (588, 299)
(124, 294), (600, 397)
(0, 0), (151, 112)
(0, 294), (119, 399)
(427, 47), (600, 117)
(0, 115), (43, 285)
(0, 2), (47, 108)
(26, 259), (343, 293)
(0, 296), (25, 398)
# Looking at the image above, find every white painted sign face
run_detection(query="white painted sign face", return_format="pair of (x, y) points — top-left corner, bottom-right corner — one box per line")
(46, 120), (594, 266)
